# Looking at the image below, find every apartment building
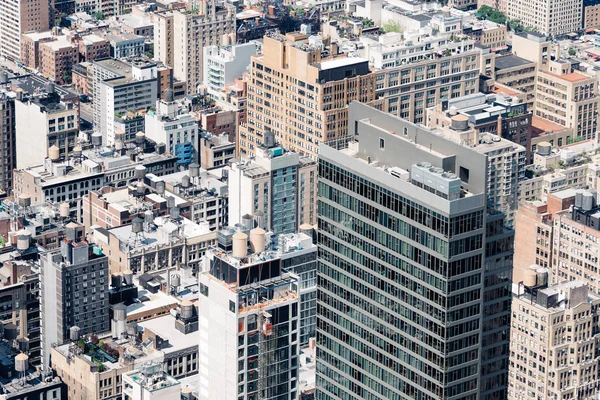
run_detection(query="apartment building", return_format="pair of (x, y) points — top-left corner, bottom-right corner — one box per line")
(153, 11), (174, 68)
(106, 30), (145, 58)
(78, 34), (110, 62)
(553, 190), (600, 294)
(462, 20), (507, 49)
(172, 2), (237, 95)
(239, 31), (375, 158)
(513, 190), (575, 283)
(509, 280), (600, 400)
(0, 90), (16, 192)
(427, 95), (527, 227)
(203, 42), (258, 94)
(40, 225), (109, 368)
(93, 58), (158, 145)
(584, 3), (600, 29)
(199, 132), (236, 169)
(229, 136), (318, 236)
(0, 0), (50, 61)
(144, 95), (199, 165)
(20, 31), (54, 69)
(507, 0), (582, 37)
(14, 88), (79, 168)
(199, 232), (301, 400)
(512, 32), (551, 69)
(536, 60), (599, 140)
(361, 31), (479, 125)
(39, 36), (78, 85)
(316, 101), (513, 400)
(488, 55), (537, 111)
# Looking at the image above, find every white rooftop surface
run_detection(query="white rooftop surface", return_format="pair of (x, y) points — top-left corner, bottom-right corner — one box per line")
(127, 289), (179, 320)
(82, 34), (106, 44)
(320, 56), (367, 70)
(299, 346), (316, 393)
(138, 314), (199, 353)
(43, 35), (74, 51)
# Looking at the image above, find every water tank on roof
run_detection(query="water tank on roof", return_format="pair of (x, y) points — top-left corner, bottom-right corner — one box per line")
(4, 323), (17, 340)
(18, 195), (31, 208)
(189, 163), (200, 178)
(111, 273), (123, 289)
(69, 326), (81, 341)
(242, 214), (253, 230)
(59, 203), (70, 218)
(156, 181), (165, 195)
(17, 336), (28, 353)
(136, 181), (145, 197)
(182, 175), (190, 188)
(180, 300), (194, 319)
(450, 115), (469, 131)
(536, 268), (549, 287)
(144, 210), (153, 224)
(126, 321), (138, 336)
(232, 231), (248, 258)
(91, 133), (102, 147)
(171, 207), (180, 219)
(166, 196), (175, 208)
(523, 269), (537, 287)
(583, 191), (594, 210)
(48, 145), (60, 161)
(73, 146), (82, 157)
(123, 270), (133, 285)
(250, 227), (266, 254)
(537, 141), (552, 156)
(135, 132), (145, 146)
(17, 235), (29, 251)
(132, 217), (144, 234)
(135, 165), (146, 180)
(575, 189), (585, 208)
(448, 106), (458, 116)
(115, 140), (124, 151)
(253, 211), (265, 229)
(113, 304), (127, 321)
(15, 353), (28, 373)
(171, 274), (181, 288)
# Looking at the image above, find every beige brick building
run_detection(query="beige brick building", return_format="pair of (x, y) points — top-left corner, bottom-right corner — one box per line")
(507, 0), (582, 37)
(536, 60), (599, 141)
(20, 30), (54, 69)
(584, 4), (600, 30)
(509, 280), (600, 400)
(238, 31), (375, 159)
(171, 2), (236, 95)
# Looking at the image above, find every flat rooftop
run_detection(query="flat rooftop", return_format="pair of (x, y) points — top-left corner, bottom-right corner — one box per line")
(318, 56), (367, 70)
(531, 116), (566, 133)
(138, 314), (199, 353)
(494, 55), (534, 70)
(126, 288), (179, 321)
(545, 71), (590, 82)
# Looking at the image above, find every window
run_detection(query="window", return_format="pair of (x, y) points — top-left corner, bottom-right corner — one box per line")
(379, 138), (385, 150)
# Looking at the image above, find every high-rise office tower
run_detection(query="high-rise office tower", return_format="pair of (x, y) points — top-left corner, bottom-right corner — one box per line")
(0, 0), (50, 61)
(315, 101), (513, 400)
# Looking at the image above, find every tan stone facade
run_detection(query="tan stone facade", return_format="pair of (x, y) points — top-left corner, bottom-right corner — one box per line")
(238, 32), (376, 159)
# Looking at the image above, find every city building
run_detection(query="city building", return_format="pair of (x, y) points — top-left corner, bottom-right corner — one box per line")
(0, 89), (16, 193)
(20, 30), (54, 70)
(203, 42), (258, 94)
(93, 58), (158, 145)
(239, 31), (375, 158)
(488, 55), (537, 111)
(229, 135), (318, 237)
(39, 35), (78, 85)
(508, 280), (600, 400)
(144, 93), (199, 165)
(584, 1), (600, 29)
(0, 0), (50, 61)
(507, 0), (582, 37)
(96, 212), (217, 275)
(199, 230), (301, 400)
(13, 145), (178, 217)
(77, 34), (110, 63)
(360, 30), (479, 126)
(196, 106), (238, 143)
(122, 363), (181, 400)
(157, 168), (229, 230)
(315, 101), (513, 400)
(172, 3), (237, 94)
(552, 189), (600, 294)
(14, 84), (79, 168)
(535, 59), (599, 141)
(426, 95), (527, 227)
(152, 11), (174, 68)
(72, 61), (93, 97)
(106, 30), (145, 58)
(199, 132), (236, 169)
(462, 19), (507, 49)
(114, 109), (146, 142)
(40, 224), (109, 368)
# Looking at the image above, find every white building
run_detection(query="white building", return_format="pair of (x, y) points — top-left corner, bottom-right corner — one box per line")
(106, 30), (145, 58)
(144, 95), (199, 164)
(507, 0), (582, 37)
(93, 58), (158, 145)
(199, 230), (300, 400)
(203, 42), (258, 94)
(122, 363), (181, 400)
